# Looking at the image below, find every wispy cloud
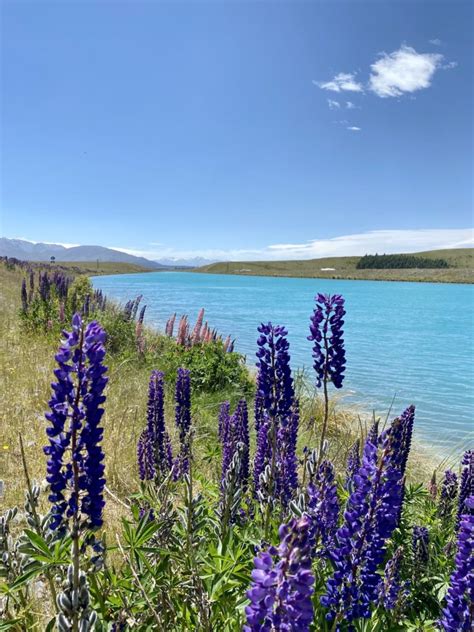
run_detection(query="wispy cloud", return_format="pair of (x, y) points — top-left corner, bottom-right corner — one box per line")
(369, 45), (444, 97)
(110, 229), (473, 262)
(347, 126), (361, 131)
(327, 99), (341, 109)
(346, 101), (356, 109)
(429, 38), (442, 46)
(314, 72), (364, 93)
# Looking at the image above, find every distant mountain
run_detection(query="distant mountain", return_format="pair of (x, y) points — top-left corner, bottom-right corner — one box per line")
(0, 238), (165, 269)
(155, 256), (218, 268)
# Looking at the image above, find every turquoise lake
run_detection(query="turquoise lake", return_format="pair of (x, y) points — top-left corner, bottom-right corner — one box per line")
(92, 271), (474, 454)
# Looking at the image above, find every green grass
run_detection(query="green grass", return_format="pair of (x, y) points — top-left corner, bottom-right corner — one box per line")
(196, 248), (474, 283)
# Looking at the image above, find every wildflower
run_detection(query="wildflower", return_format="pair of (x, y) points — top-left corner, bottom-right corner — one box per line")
(253, 323), (298, 506)
(191, 308), (205, 344)
(307, 459), (339, 554)
(456, 451), (473, 532)
(321, 416), (405, 625)
(174, 368), (191, 477)
(218, 401), (230, 442)
(412, 526), (429, 568)
(345, 439), (361, 492)
(176, 315), (189, 346)
(308, 293), (346, 390)
(21, 279), (28, 312)
(244, 515), (314, 631)
(44, 314), (108, 534)
(220, 400), (250, 493)
(165, 313), (176, 337)
(137, 429), (155, 481)
(378, 547), (404, 610)
(439, 496), (474, 631)
(438, 470), (458, 523)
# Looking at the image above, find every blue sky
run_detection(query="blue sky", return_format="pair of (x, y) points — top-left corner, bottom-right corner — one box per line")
(1, 1), (472, 261)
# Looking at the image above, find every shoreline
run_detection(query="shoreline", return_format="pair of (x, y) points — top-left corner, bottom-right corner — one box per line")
(191, 267), (474, 285)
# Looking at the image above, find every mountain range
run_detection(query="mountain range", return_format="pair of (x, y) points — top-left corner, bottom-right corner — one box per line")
(0, 238), (215, 268)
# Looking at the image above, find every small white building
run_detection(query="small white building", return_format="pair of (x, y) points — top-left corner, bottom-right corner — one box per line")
(320, 267), (336, 271)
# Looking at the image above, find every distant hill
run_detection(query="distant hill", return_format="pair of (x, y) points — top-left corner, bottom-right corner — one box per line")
(154, 256), (218, 268)
(195, 248), (474, 284)
(0, 238), (164, 269)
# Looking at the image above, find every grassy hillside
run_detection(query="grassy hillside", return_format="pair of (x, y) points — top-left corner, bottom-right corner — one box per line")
(196, 248), (474, 283)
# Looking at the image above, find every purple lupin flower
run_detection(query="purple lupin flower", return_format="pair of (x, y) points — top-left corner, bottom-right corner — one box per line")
(307, 459), (339, 554)
(173, 367), (191, 478)
(456, 451), (474, 532)
(308, 293), (346, 390)
(438, 470), (459, 523)
(378, 547), (404, 610)
(345, 440), (361, 492)
(21, 278), (28, 312)
(137, 429), (155, 481)
(412, 526), (429, 568)
(234, 399), (250, 490)
(220, 400), (250, 492)
(439, 496), (474, 631)
(321, 416), (406, 625)
(253, 323), (297, 505)
(44, 314), (108, 533)
(218, 401), (230, 442)
(145, 370), (173, 480)
(244, 515), (314, 631)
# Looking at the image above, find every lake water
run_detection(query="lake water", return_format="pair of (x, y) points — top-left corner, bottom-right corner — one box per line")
(92, 271), (474, 455)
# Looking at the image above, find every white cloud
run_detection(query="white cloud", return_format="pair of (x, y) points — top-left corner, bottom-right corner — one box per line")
(327, 99), (340, 109)
(110, 229), (473, 262)
(346, 101), (356, 109)
(314, 72), (364, 93)
(347, 126), (361, 131)
(429, 38), (442, 46)
(368, 45), (444, 97)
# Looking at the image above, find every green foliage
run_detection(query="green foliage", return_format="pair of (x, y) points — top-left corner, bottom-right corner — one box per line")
(161, 341), (253, 394)
(0, 472), (464, 630)
(357, 254), (449, 269)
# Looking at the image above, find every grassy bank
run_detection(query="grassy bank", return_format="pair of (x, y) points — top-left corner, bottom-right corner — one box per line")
(1, 258), (470, 631)
(196, 248), (474, 283)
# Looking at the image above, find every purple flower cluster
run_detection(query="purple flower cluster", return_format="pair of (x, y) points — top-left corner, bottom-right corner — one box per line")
(244, 515), (314, 631)
(345, 440), (361, 492)
(307, 459), (339, 554)
(456, 450), (473, 532)
(308, 293), (346, 389)
(146, 371), (173, 480)
(321, 411), (409, 625)
(174, 367), (192, 478)
(378, 547), (404, 610)
(44, 314), (108, 533)
(253, 323), (299, 507)
(439, 470), (459, 522)
(220, 399), (250, 491)
(137, 429), (155, 481)
(439, 496), (474, 631)
(412, 526), (429, 568)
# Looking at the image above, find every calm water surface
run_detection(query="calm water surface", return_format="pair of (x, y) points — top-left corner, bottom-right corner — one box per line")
(92, 272), (474, 454)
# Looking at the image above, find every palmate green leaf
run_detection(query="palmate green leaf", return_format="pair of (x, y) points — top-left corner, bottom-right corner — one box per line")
(6, 563), (43, 591)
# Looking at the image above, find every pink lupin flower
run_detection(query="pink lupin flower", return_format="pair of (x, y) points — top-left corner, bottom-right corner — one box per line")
(192, 308), (205, 345)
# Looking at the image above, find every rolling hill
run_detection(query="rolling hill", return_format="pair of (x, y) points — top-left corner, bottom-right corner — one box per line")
(0, 238), (164, 269)
(195, 248), (474, 284)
